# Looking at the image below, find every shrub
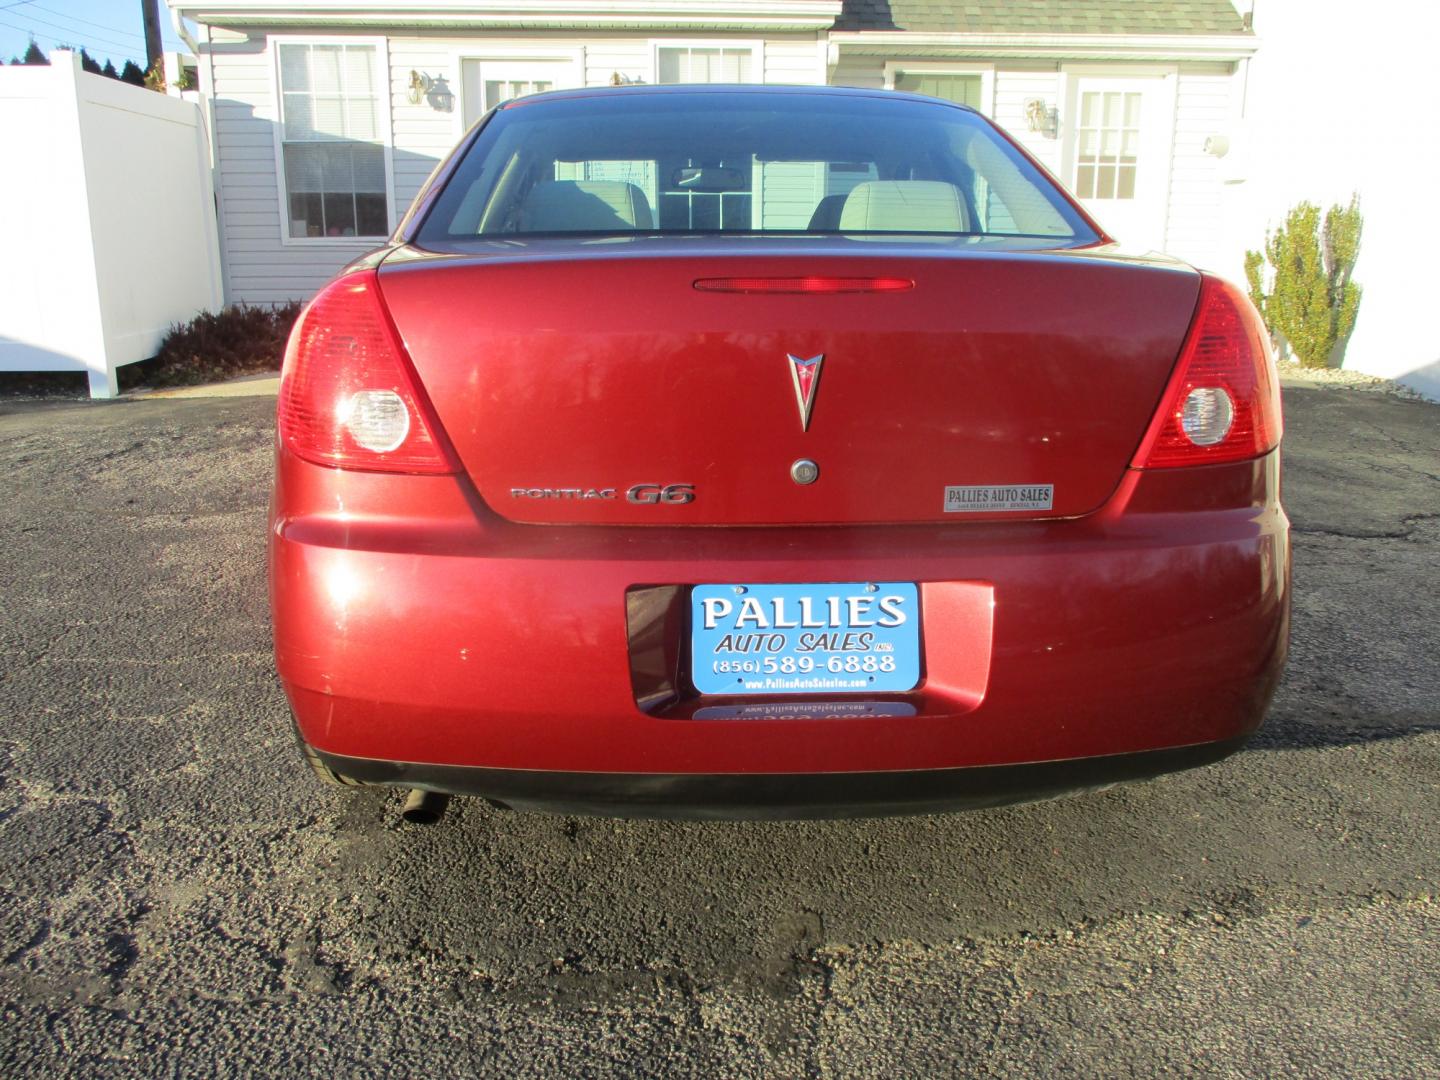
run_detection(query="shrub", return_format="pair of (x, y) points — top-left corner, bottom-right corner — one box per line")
(1244, 196), (1363, 369)
(121, 303), (302, 389)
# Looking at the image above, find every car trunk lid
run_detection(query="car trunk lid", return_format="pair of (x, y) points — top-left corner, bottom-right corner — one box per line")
(377, 242), (1200, 526)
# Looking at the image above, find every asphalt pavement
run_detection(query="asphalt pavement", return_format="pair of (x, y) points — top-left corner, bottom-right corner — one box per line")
(0, 381), (1436, 1077)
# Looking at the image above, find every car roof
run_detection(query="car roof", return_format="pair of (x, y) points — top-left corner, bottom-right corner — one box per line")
(497, 82), (978, 113)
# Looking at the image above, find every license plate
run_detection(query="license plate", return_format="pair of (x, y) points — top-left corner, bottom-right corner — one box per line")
(689, 582), (920, 696)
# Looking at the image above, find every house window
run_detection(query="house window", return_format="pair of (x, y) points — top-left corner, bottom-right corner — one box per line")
(460, 58), (574, 128)
(1075, 91), (1141, 200)
(277, 42), (388, 239)
(893, 72), (983, 109)
(652, 45), (757, 225)
(656, 46), (752, 84)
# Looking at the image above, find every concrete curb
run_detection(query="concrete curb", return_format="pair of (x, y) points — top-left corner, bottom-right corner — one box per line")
(132, 373), (280, 399)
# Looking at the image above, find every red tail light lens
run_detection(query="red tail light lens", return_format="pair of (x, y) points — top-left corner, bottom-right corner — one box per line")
(693, 277), (914, 294)
(278, 270), (455, 474)
(1133, 274), (1283, 469)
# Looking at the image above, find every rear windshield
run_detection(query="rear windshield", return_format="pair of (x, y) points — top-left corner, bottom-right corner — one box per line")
(416, 91), (1096, 244)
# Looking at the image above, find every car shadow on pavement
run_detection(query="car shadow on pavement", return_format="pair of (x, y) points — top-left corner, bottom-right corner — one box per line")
(1247, 712), (1439, 751)
(294, 702), (1437, 1012)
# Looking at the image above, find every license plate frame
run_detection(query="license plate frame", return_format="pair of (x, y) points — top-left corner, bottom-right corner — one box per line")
(689, 582), (921, 696)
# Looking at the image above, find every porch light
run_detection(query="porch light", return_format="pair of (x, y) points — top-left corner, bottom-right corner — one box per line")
(1204, 134), (1231, 157)
(408, 70), (455, 112)
(1025, 98), (1059, 138)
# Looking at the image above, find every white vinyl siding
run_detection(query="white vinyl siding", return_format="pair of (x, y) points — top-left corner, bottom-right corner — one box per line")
(757, 162), (825, 229)
(1163, 64), (1235, 271)
(209, 27), (376, 304)
(762, 37), (824, 84)
(829, 54), (885, 90)
(991, 65), (1063, 173)
(385, 37), (457, 214)
(584, 40), (651, 87)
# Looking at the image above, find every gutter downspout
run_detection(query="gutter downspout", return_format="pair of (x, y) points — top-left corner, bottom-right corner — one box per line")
(171, 7), (229, 306)
(170, 6), (200, 54)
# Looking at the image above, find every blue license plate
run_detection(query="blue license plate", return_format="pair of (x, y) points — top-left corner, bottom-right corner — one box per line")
(690, 582), (920, 696)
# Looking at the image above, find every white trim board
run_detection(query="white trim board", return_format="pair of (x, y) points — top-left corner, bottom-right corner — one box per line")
(831, 32), (1258, 63)
(174, 1), (843, 32)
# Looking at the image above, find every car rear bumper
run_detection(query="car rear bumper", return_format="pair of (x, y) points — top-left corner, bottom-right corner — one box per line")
(271, 450), (1289, 784)
(313, 736), (1249, 819)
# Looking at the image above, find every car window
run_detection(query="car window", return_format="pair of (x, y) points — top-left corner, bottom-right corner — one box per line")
(419, 92), (1093, 243)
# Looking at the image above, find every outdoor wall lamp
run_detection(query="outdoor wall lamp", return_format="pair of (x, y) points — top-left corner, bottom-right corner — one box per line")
(1025, 98), (1059, 138)
(1204, 134), (1231, 157)
(408, 70), (455, 112)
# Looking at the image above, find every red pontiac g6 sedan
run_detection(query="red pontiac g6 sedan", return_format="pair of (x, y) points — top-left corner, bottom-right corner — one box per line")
(269, 86), (1289, 820)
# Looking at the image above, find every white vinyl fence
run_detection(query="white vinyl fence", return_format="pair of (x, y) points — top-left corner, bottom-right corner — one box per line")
(0, 51), (222, 398)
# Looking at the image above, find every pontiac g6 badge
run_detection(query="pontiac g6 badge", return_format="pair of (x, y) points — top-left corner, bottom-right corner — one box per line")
(787, 353), (824, 431)
(509, 484), (695, 504)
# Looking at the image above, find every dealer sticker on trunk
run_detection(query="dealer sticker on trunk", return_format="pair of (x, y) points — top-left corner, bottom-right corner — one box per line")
(943, 484), (1054, 513)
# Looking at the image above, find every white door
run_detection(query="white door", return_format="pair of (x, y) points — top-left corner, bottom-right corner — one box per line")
(460, 59), (576, 129)
(1063, 76), (1175, 252)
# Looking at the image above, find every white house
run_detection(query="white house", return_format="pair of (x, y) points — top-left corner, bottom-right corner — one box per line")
(164, 0), (1257, 305)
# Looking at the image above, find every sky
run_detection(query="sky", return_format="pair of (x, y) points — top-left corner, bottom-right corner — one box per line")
(0, 0), (183, 67)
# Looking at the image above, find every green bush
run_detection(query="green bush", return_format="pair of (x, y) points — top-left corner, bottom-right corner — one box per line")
(121, 303), (302, 390)
(1244, 196), (1362, 369)
(143, 59), (167, 93)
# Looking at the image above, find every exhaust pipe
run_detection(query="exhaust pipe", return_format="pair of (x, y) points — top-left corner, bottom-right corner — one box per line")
(400, 789), (450, 825)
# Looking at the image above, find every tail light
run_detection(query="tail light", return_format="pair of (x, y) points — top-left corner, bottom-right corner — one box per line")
(1132, 274), (1283, 469)
(278, 269), (455, 474)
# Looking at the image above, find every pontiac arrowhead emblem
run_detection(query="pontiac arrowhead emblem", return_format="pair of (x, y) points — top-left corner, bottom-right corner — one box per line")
(786, 353), (824, 431)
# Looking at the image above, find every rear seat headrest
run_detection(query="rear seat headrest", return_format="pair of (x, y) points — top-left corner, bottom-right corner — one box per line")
(838, 180), (969, 233)
(518, 180), (654, 232)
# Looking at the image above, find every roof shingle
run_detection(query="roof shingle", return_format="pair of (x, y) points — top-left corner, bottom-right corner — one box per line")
(834, 0), (1249, 34)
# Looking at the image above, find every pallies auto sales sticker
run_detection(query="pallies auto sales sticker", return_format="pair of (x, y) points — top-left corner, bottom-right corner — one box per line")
(943, 484), (1054, 512)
